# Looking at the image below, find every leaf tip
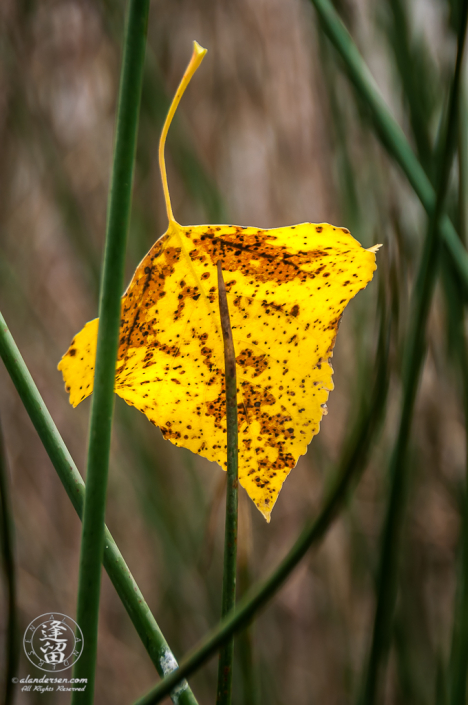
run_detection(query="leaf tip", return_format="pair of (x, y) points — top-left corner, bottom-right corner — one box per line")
(257, 499), (274, 523)
(262, 509), (272, 523)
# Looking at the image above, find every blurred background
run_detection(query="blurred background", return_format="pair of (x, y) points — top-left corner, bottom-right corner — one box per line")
(0, 0), (466, 702)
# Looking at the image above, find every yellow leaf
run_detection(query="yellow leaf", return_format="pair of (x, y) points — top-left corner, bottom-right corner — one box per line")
(58, 42), (379, 521)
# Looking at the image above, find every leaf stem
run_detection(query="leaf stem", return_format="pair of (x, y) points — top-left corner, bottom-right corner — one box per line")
(0, 310), (199, 705)
(359, 6), (468, 703)
(216, 262), (239, 705)
(158, 42), (207, 226)
(132, 311), (391, 705)
(308, 0), (468, 290)
(71, 0), (150, 699)
(0, 415), (19, 705)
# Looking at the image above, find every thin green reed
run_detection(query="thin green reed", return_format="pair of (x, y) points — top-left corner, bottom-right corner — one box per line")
(359, 5), (468, 704)
(434, 56), (468, 704)
(0, 312), (199, 705)
(384, 0), (435, 177)
(444, 83), (468, 702)
(459, 72), (468, 245)
(453, 80), (468, 704)
(451, 379), (468, 705)
(308, 0), (468, 290)
(443, 252), (468, 705)
(133, 309), (391, 705)
(0, 414), (18, 705)
(216, 262), (239, 705)
(71, 0), (149, 698)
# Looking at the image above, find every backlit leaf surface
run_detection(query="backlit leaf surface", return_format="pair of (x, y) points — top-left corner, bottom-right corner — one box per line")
(58, 220), (377, 520)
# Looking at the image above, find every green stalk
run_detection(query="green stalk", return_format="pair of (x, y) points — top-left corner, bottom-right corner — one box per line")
(215, 263), (239, 705)
(0, 311), (199, 705)
(384, 0), (434, 177)
(359, 7), (468, 704)
(459, 67), (468, 245)
(446, 278), (468, 705)
(308, 0), (468, 290)
(0, 415), (19, 705)
(446, 72), (468, 705)
(72, 0), (149, 699)
(133, 312), (391, 705)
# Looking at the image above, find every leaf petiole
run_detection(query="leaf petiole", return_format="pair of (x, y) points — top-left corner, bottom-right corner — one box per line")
(159, 42), (207, 225)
